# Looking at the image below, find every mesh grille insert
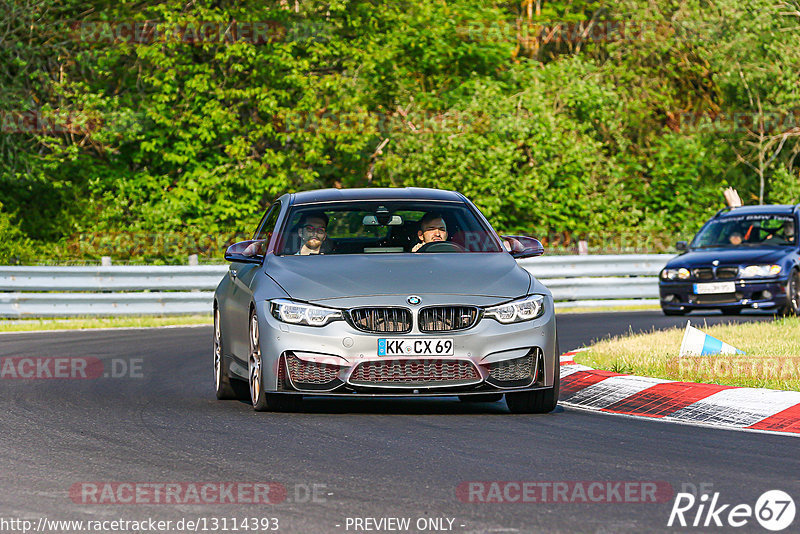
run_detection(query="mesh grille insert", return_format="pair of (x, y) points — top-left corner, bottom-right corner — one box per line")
(485, 351), (539, 387)
(286, 354), (341, 389)
(349, 359), (480, 387)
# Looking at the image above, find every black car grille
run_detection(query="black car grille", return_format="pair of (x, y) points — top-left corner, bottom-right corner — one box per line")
(484, 350), (539, 387)
(348, 308), (412, 333)
(693, 268), (714, 280)
(348, 359), (480, 388)
(419, 306), (480, 332)
(681, 266), (741, 281)
(716, 267), (739, 279)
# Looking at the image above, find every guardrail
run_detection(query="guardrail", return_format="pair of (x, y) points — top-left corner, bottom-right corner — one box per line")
(0, 254), (673, 317)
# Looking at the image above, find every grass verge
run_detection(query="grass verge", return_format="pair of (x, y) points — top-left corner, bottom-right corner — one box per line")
(0, 314), (212, 333)
(575, 317), (800, 391)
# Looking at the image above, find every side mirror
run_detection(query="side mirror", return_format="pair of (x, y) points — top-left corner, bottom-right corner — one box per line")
(676, 241), (688, 252)
(225, 240), (265, 264)
(501, 235), (544, 259)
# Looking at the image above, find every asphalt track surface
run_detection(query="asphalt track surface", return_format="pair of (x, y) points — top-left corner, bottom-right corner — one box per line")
(1, 311), (798, 534)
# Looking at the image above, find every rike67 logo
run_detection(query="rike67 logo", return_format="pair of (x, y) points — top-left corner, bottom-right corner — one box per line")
(668, 490), (795, 531)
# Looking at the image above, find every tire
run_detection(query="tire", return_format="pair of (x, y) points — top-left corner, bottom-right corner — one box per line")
(213, 307), (237, 400)
(248, 309), (270, 411)
(505, 360), (560, 414)
(458, 393), (504, 403)
(662, 308), (688, 316)
(779, 270), (800, 317)
(248, 309), (302, 412)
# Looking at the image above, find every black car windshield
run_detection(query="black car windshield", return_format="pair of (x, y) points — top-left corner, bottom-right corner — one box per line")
(692, 213), (796, 248)
(276, 201), (504, 255)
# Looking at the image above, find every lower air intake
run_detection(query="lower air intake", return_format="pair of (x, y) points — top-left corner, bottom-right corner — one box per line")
(349, 359), (480, 388)
(285, 353), (342, 391)
(485, 350), (539, 387)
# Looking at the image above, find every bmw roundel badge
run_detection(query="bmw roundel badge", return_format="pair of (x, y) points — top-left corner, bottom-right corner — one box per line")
(407, 295), (421, 305)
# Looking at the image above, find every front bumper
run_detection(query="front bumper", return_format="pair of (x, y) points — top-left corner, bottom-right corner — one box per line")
(236, 297), (557, 396)
(659, 278), (789, 311)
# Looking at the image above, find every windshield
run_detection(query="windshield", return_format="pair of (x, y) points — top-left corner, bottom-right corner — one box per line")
(276, 201), (504, 255)
(692, 213), (796, 248)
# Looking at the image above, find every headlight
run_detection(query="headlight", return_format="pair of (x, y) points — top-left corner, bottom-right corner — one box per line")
(740, 264), (782, 278)
(270, 299), (343, 327)
(661, 268), (691, 280)
(484, 295), (545, 324)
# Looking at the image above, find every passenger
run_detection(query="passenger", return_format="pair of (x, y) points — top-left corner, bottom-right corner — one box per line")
(296, 212), (329, 255)
(728, 232), (743, 246)
(785, 220), (796, 243)
(765, 220), (796, 244)
(411, 212), (448, 252)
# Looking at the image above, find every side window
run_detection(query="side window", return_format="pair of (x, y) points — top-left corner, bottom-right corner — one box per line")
(253, 201), (282, 250)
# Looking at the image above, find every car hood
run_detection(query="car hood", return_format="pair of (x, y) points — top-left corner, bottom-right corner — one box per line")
(263, 253), (531, 302)
(668, 247), (790, 268)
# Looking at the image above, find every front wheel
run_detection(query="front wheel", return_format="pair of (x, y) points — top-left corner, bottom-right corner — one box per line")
(780, 270), (800, 316)
(248, 309), (302, 412)
(213, 307), (237, 399)
(506, 364), (560, 414)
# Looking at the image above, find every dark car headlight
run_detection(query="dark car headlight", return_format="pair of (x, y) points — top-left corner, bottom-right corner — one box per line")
(270, 299), (343, 327)
(661, 267), (691, 280)
(740, 264), (782, 278)
(484, 295), (545, 324)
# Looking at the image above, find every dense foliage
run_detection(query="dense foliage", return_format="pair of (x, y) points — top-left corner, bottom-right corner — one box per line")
(1, 0), (799, 263)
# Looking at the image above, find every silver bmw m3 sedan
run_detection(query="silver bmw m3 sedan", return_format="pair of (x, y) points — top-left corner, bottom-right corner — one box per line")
(213, 188), (558, 413)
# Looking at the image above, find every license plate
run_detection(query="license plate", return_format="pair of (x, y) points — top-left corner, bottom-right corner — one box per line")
(693, 282), (736, 294)
(377, 338), (454, 356)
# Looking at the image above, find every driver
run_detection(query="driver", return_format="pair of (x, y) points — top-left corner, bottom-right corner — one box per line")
(296, 212), (329, 255)
(412, 212), (448, 252)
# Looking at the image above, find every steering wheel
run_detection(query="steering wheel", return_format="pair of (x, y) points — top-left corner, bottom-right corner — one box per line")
(417, 241), (465, 253)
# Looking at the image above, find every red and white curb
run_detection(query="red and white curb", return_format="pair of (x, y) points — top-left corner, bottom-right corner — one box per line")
(559, 351), (800, 436)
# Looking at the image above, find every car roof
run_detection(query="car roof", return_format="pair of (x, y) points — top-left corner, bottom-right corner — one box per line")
(716, 204), (798, 219)
(287, 187), (464, 205)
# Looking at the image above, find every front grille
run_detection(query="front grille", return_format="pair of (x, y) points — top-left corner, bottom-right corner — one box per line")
(716, 267), (739, 279)
(348, 307), (412, 333)
(419, 306), (479, 332)
(693, 268), (714, 280)
(348, 359), (480, 388)
(693, 293), (739, 304)
(286, 353), (342, 391)
(485, 351), (538, 387)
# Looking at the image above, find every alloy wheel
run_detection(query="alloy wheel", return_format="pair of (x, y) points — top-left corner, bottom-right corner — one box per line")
(249, 312), (263, 406)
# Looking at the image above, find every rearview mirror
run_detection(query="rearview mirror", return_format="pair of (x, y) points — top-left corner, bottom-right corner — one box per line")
(676, 241), (688, 252)
(362, 215), (403, 226)
(501, 236), (544, 259)
(225, 240), (265, 264)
